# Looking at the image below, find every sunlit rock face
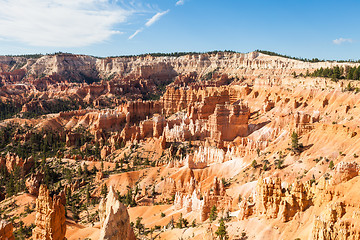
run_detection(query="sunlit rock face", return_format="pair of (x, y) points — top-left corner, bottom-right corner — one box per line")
(98, 186), (136, 240)
(32, 185), (66, 240)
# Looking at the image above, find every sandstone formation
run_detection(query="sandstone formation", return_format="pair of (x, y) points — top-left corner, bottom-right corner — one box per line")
(0, 220), (14, 240)
(0, 153), (34, 174)
(25, 172), (44, 196)
(32, 185), (66, 240)
(238, 177), (312, 222)
(98, 186), (136, 240)
(332, 161), (360, 185)
(312, 202), (360, 240)
(3, 51), (360, 240)
(174, 177), (231, 222)
(1, 52), (357, 86)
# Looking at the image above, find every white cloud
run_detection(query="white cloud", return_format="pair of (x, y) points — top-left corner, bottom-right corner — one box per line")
(0, 0), (134, 47)
(145, 10), (169, 27)
(129, 9), (169, 40)
(176, 0), (185, 6)
(333, 38), (353, 45)
(128, 28), (143, 40)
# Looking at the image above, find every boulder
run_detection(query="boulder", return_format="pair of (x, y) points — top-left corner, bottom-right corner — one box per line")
(0, 220), (14, 240)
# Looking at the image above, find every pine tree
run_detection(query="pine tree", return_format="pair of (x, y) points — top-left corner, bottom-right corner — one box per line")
(177, 213), (184, 228)
(251, 160), (257, 169)
(91, 164), (97, 174)
(209, 205), (218, 222)
(86, 185), (91, 203)
(215, 218), (228, 240)
(291, 131), (299, 151)
(6, 173), (15, 197)
(83, 162), (89, 178)
(101, 183), (108, 198)
(275, 159), (284, 169)
(135, 217), (144, 234)
(191, 219), (196, 228)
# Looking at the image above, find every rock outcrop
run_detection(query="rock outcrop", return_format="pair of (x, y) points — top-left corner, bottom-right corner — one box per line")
(332, 161), (360, 185)
(0, 153), (34, 174)
(0, 220), (15, 240)
(32, 185), (66, 240)
(174, 177), (232, 222)
(239, 177), (312, 222)
(98, 186), (136, 240)
(311, 202), (360, 240)
(207, 102), (250, 142)
(25, 172), (44, 196)
(180, 146), (234, 169)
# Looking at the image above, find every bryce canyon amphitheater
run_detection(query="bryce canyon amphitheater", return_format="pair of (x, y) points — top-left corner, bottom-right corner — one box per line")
(1, 51), (360, 239)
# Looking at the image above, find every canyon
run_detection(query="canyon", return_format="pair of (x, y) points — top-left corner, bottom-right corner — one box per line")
(0, 51), (360, 240)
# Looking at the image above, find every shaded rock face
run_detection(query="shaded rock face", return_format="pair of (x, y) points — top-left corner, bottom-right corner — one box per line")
(0, 220), (15, 240)
(32, 185), (66, 240)
(25, 172), (44, 196)
(98, 186), (136, 240)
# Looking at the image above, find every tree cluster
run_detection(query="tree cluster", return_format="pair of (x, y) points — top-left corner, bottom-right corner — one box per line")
(311, 65), (360, 81)
(0, 100), (21, 121)
(22, 99), (84, 118)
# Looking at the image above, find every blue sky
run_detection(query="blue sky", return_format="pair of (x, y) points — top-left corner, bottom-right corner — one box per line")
(0, 0), (359, 60)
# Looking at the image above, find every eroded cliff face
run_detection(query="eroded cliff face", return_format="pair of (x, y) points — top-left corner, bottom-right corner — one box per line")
(32, 185), (66, 240)
(3, 51), (360, 85)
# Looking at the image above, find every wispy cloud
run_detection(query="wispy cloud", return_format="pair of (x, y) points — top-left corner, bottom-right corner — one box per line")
(0, 0), (134, 47)
(128, 28), (143, 40)
(176, 0), (185, 6)
(333, 38), (353, 45)
(129, 9), (169, 39)
(145, 10), (170, 27)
